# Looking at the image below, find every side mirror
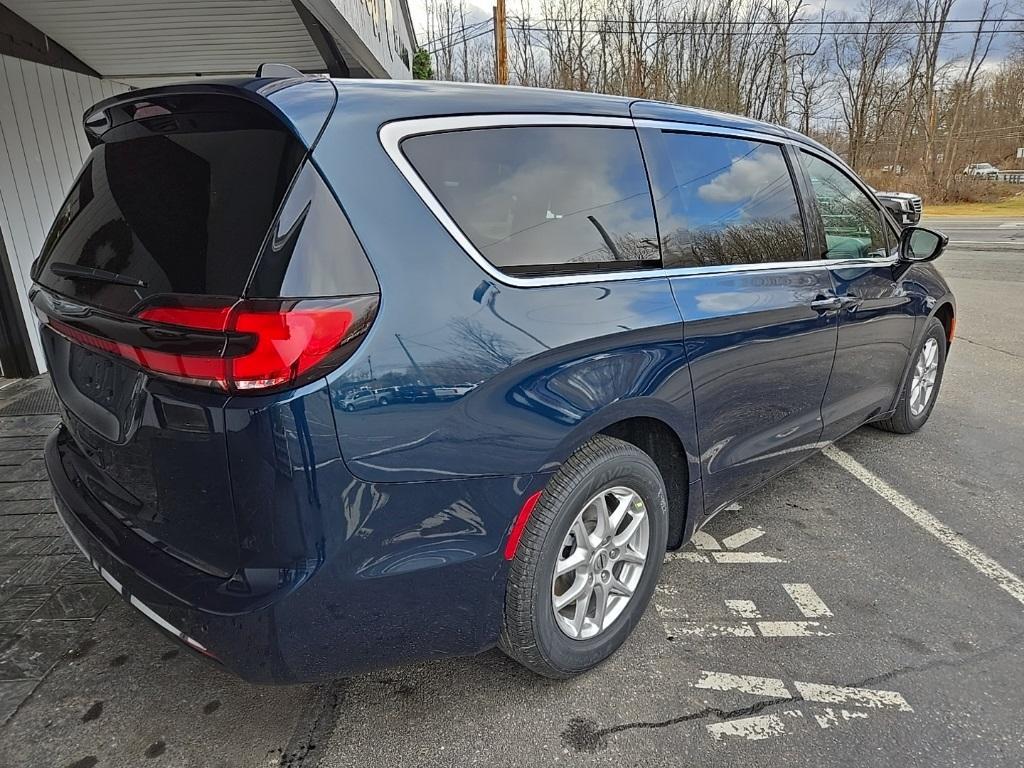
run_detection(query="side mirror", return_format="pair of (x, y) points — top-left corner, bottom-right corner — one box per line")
(899, 226), (948, 263)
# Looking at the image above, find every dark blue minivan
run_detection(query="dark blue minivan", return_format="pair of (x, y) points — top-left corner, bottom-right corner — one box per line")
(32, 75), (954, 682)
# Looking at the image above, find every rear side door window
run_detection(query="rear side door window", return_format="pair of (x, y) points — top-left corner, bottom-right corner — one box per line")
(647, 131), (808, 268)
(798, 152), (890, 260)
(401, 126), (661, 278)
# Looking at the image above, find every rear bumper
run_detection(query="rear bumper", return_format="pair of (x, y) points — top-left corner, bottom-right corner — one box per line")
(46, 425), (542, 683)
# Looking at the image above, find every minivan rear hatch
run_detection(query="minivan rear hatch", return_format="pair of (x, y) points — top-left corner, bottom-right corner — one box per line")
(32, 80), (337, 577)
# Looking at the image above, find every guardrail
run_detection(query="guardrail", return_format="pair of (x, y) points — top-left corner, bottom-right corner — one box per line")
(997, 170), (1024, 184)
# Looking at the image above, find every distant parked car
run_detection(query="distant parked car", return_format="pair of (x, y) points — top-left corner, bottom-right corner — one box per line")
(872, 188), (922, 227)
(432, 383), (476, 400)
(373, 387), (398, 405)
(963, 163), (1000, 179)
(340, 388), (377, 411)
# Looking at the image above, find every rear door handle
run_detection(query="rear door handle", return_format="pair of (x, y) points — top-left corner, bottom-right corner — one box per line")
(838, 295), (863, 311)
(810, 296), (843, 313)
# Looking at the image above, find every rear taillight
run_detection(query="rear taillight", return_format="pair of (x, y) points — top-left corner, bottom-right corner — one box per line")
(45, 296), (377, 394)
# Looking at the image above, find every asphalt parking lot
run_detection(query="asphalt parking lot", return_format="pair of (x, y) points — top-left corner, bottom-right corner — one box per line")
(1, 218), (1022, 768)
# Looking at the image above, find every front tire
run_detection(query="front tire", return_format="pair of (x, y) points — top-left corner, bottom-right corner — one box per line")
(874, 316), (947, 434)
(500, 435), (668, 678)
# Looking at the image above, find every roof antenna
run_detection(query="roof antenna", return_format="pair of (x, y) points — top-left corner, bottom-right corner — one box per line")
(256, 63), (304, 79)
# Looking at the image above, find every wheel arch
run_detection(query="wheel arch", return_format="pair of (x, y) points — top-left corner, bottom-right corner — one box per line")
(543, 398), (699, 550)
(933, 300), (955, 349)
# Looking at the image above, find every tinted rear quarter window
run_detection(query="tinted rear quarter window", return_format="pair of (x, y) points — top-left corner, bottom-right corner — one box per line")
(402, 126), (661, 277)
(651, 132), (807, 267)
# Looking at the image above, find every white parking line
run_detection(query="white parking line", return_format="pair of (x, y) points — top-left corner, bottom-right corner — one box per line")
(664, 551), (712, 563)
(722, 527), (765, 550)
(725, 599), (762, 619)
(783, 583), (833, 618)
(756, 620), (833, 637)
(813, 707), (870, 729)
(824, 446), (1024, 608)
(668, 622), (756, 638)
(693, 670), (791, 698)
(794, 681), (913, 712)
(707, 711), (802, 741)
(712, 552), (786, 564)
(691, 531), (720, 550)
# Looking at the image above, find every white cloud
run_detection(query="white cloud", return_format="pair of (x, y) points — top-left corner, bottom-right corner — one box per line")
(698, 151), (789, 204)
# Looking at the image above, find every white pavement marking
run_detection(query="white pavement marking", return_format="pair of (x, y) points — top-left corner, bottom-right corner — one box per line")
(722, 526), (765, 550)
(813, 708), (870, 729)
(691, 530), (721, 550)
(725, 599), (762, 619)
(712, 551), (786, 564)
(706, 711), (803, 741)
(664, 551), (709, 563)
(783, 583), (833, 618)
(654, 603), (689, 620)
(824, 445), (1024, 608)
(693, 671), (791, 698)
(695, 671), (912, 742)
(756, 620), (833, 637)
(664, 551), (788, 564)
(795, 681), (913, 712)
(667, 622), (756, 638)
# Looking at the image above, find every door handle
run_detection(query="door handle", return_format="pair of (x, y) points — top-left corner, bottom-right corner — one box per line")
(810, 296), (843, 313)
(838, 295), (863, 311)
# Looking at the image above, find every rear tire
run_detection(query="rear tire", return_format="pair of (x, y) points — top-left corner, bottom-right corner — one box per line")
(500, 435), (668, 678)
(873, 316), (947, 434)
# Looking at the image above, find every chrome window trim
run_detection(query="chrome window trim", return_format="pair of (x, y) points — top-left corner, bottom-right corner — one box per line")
(379, 113), (897, 289)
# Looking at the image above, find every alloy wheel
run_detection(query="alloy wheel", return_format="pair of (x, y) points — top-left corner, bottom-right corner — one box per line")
(551, 486), (650, 640)
(910, 337), (939, 417)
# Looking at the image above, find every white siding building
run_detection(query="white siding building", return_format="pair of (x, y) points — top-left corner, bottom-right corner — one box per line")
(0, 0), (415, 376)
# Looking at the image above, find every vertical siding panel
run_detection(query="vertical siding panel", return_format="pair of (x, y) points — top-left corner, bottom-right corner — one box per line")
(84, 75), (104, 111)
(64, 70), (91, 163)
(35, 63), (74, 186)
(21, 60), (64, 212)
(52, 67), (82, 171)
(0, 57), (46, 368)
(3, 57), (52, 242)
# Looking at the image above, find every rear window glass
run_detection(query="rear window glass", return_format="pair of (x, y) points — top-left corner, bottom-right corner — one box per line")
(402, 126), (661, 277)
(36, 100), (304, 314)
(654, 132), (807, 267)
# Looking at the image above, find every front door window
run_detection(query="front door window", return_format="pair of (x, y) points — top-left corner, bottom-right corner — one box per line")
(799, 152), (889, 260)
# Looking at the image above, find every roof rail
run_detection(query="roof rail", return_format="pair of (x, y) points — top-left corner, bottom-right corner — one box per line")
(256, 63), (304, 79)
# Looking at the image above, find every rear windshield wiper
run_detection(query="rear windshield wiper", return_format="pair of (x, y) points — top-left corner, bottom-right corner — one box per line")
(48, 262), (147, 288)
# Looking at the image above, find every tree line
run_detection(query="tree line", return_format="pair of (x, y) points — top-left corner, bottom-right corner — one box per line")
(421, 0), (1024, 201)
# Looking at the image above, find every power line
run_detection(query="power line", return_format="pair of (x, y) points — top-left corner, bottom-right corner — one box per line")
(507, 22), (1024, 38)
(421, 18), (492, 49)
(513, 15), (1024, 27)
(426, 24), (495, 54)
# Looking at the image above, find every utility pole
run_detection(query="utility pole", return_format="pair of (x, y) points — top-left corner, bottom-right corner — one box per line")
(493, 0), (508, 85)
(394, 333), (426, 384)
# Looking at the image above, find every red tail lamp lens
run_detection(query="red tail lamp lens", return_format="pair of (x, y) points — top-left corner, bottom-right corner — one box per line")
(230, 306), (356, 390)
(135, 300), (372, 393)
